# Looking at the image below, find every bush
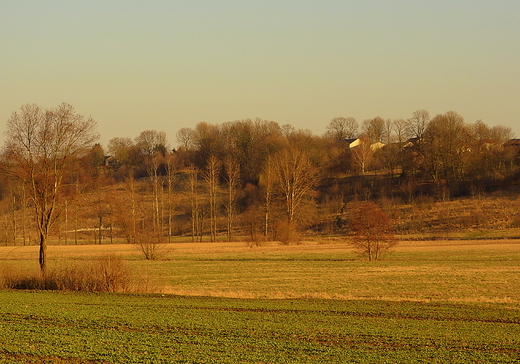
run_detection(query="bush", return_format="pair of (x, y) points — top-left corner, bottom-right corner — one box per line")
(0, 255), (132, 293)
(275, 221), (301, 245)
(0, 265), (42, 290)
(53, 255), (131, 292)
(349, 201), (397, 260)
(136, 233), (168, 260)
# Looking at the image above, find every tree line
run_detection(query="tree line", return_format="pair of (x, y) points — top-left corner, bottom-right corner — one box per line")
(1, 104), (519, 271)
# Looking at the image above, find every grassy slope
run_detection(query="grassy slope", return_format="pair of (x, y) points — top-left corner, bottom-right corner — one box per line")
(1, 290), (519, 363)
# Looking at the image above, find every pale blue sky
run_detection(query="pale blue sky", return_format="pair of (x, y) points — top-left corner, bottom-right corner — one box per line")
(1, 0), (519, 146)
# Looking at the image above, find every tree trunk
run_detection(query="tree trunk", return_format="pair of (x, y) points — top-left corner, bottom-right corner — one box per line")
(39, 233), (47, 275)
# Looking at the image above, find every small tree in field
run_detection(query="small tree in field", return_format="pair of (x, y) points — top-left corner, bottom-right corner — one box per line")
(349, 202), (396, 260)
(2, 103), (98, 274)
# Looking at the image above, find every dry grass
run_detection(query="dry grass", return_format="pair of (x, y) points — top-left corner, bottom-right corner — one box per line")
(1, 239), (519, 303)
(0, 254), (158, 293)
(389, 193), (520, 236)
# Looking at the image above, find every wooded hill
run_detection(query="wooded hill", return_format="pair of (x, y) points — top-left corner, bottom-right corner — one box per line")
(1, 109), (519, 246)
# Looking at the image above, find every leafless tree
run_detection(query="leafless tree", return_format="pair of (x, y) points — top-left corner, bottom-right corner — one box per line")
(176, 127), (195, 150)
(2, 103), (98, 274)
(392, 119), (410, 147)
(273, 147), (318, 242)
(490, 125), (514, 144)
(203, 155), (221, 242)
(164, 154), (179, 242)
(135, 130), (168, 157)
(408, 110), (430, 139)
(349, 201), (396, 260)
(223, 156), (240, 242)
(147, 154), (164, 236)
(326, 117), (358, 140)
(259, 154), (276, 240)
(186, 165), (202, 242)
(383, 118), (393, 144)
(107, 137), (134, 165)
(351, 136), (373, 174)
(362, 117), (386, 143)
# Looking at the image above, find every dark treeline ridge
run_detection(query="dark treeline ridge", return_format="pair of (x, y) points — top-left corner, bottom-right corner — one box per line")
(1, 108), (519, 247)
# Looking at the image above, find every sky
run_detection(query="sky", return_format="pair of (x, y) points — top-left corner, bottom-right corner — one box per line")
(1, 0), (519, 147)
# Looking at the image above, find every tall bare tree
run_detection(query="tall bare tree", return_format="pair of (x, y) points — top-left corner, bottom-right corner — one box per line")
(107, 137), (134, 165)
(164, 154), (179, 242)
(176, 127), (195, 150)
(326, 117), (358, 140)
(135, 130), (168, 157)
(203, 156), (221, 242)
(362, 117), (386, 143)
(351, 136), (373, 174)
(147, 154), (164, 237)
(223, 156), (240, 242)
(273, 147), (318, 242)
(392, 119), (410, 147)
(186, 165), (202, 242)
(2, 103), (98, 274)
(408, 110), (430, 139)
(259, 154), (276, 240)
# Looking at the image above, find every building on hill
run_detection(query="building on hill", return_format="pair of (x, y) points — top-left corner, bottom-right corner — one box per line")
(343, 138), (361, 148)
(343, 138), (385, 151)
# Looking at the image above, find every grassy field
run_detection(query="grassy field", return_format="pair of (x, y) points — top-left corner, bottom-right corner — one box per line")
(2, 239), (519, 302)
(1, 290), (519, 363)
(1, 239), (520, 362)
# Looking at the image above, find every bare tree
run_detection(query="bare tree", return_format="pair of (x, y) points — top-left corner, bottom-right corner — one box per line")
(362, 117), (386, 143)
(2, 103), (98, 274)
(490, 125), (514, 144)
(259, 154), (276, 240)
(147, 154), (164, 237)
(135, 130), (168, 157)
(408, 110), (430, 139)
(186, 165), (203, 242)
(392, 119), (410, 147)
(107, 137), (134, 165)
(326, 117), (358, 140)
(203, 155), (221, 242)
(418, 111), (471, 187)
(164, 154), (179, 242)
(351, 136), (373, 174)
(349, 201), (396, 260)
(223, 156), (240, 242)
(176, 127), (195, 150)
(273, 147), (318, 243)
(383, 118), (393, 144)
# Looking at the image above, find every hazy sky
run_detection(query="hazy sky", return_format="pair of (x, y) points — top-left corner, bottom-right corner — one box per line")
(2, 0), (519, 147)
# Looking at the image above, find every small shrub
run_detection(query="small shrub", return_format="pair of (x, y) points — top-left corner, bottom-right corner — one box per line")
(276, 221), (301, 245)
(136, 233), (167, 260)
(1, 255), (132, 293)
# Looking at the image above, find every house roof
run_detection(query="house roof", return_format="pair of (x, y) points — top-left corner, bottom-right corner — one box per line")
(505, 139), (520, 147)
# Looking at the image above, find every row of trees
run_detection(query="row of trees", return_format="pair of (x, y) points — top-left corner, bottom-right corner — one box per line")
(1, 104), (519, 271)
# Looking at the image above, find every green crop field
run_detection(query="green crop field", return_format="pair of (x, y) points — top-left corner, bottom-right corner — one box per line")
(1, 291), (519, 363)
(1, 239), (520, 362)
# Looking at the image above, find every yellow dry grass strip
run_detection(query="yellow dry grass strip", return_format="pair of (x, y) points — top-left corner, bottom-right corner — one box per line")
(2, 239), (520, 304)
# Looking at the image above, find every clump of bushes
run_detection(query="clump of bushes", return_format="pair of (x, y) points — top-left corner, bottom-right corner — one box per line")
(0, 255), (132, 293)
